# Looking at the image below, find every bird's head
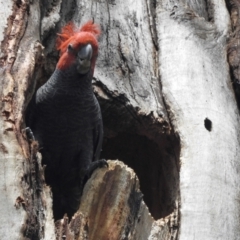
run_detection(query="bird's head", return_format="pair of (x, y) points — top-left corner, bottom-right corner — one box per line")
(56, 21), (101, 75)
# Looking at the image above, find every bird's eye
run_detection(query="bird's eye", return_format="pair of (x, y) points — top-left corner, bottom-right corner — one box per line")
(67, 44), (74, 52)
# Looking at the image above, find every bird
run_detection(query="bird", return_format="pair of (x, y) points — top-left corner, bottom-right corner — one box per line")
(25, 21), (107, 220)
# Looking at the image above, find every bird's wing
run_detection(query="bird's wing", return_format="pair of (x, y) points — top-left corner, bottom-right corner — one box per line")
(93, 116), (103, 162)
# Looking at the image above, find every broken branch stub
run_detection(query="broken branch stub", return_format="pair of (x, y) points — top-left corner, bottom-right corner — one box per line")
(55, 161), (178, 240)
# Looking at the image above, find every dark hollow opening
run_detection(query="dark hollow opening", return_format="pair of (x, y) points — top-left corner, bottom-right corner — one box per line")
(204, 118), (212, 131)
(96, 87), (180, 220)
(101, 132), (179, 219)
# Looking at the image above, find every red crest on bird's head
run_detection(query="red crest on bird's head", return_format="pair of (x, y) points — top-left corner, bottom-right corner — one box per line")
(56, 21), (101, 71)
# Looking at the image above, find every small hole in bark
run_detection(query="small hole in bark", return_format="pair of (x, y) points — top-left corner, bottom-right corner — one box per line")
(96, 85), (180, 220)
(204, 118), (212, 131)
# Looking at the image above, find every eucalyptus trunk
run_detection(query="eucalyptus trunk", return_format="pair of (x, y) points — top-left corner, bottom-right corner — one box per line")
(0, 0), (239, 239)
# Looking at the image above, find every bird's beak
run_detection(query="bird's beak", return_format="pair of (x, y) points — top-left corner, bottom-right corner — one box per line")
(77, 44), (93, 74)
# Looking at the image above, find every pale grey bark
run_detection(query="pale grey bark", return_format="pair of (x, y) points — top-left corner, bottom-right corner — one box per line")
(158, 1), (240, 239)
(0, 0), (55, 239)
(0, 0), (239, 239)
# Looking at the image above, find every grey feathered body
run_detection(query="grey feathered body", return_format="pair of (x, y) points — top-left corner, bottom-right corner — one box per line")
(26, 65), (103, 219)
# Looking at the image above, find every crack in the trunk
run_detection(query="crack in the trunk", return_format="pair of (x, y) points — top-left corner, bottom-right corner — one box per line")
(146, 0), (181, 238)
(105, 1), (111, 56)
(118, 33), (136, 100)
(145, 0), (158, 51)
(225, 0), (240, 110)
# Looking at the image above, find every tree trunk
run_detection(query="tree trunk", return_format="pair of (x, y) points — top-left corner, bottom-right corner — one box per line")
(0, 0), (239, 239)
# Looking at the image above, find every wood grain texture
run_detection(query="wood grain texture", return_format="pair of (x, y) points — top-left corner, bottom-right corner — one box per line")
(55, 161), (177, 240)
(0, 0), (55, 239)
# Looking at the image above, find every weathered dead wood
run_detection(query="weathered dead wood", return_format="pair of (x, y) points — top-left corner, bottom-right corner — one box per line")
(226, 0), (240, 106)
(0, 0), (55, 239)
(157, 0), (240, 239)
(55, 161), (178, 240)
(0, 0), (239, 239)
